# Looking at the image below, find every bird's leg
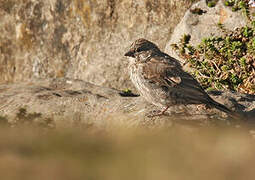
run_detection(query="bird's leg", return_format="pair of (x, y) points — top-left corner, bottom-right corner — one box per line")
(197, 104), (208, 110)
(147, 106), (169, 117)
(160, 106), (169, 115)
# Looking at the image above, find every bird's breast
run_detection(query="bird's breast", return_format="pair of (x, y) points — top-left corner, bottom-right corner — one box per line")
(128, 63), (145, 91)
(128, 63), (166, 107)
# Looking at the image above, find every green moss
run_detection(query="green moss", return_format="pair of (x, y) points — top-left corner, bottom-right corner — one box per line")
(217, 22), (224, 29)
(224, 0), (235, 6)
(208, 2), (216, 7)
(206, 0), (218, 7)
(182, 34), (191, 44)
(119, 89), (139, 97)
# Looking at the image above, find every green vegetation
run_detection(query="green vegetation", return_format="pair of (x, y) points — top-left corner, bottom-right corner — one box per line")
(172, 1), (255, 94)
(223, 0), (251, 20)
(206, 0), (218, 7)
(119, 89), (139, 97)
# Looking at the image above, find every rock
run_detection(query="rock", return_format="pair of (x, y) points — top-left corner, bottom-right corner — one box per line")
(0, 0), (193, 90)
(165, 0), (248, 65)
(0, 78), (254, 129)
(0, 0), (254, 129)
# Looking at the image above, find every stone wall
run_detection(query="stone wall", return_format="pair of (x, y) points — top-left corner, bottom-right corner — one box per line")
(0, 0), (193, 89)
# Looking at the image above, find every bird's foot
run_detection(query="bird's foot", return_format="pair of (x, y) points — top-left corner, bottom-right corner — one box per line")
(197, 104), (209, 110)
(146, 107), (169, 118)
(146, 110), (164, 118)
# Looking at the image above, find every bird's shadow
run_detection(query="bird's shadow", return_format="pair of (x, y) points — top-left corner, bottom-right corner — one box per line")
(208, 90), (255, 122)
(244, 109), (255, 122)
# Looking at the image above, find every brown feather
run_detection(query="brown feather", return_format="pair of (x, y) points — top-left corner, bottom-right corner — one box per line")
(125, 38), (241, 119)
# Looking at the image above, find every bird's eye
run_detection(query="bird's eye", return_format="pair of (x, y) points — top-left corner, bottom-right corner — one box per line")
(136, 47), (144, 52)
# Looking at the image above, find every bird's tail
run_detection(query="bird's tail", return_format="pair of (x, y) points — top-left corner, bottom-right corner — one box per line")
(209, 99), (243, 120)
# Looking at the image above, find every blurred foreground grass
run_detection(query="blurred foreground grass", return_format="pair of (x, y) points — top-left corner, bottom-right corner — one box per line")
(0, 124), (255, 180)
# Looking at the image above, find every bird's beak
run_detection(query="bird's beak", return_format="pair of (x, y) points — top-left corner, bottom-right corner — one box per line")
(124, 50), (135, 57)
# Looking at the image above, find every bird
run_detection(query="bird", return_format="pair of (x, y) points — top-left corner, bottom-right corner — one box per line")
(124, 38), (240, 119)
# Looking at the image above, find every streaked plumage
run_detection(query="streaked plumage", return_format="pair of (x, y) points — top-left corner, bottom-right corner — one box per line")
(125, 38), (240, 118)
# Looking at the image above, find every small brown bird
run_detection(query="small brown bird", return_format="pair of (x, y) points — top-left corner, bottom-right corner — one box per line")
(124, 38), (240, 119)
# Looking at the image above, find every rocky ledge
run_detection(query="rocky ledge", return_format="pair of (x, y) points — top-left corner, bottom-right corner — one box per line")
(0, 78), (254, 129)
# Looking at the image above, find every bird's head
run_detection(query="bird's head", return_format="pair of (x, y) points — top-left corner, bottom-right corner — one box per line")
(124, 38), (160, 58)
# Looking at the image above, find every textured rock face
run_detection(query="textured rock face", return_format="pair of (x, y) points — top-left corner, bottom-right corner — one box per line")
(1, 1), (254, 127)
(0, 78), (254, 128)
(0, 0), (192, 89)
(165, 0), (248, 64)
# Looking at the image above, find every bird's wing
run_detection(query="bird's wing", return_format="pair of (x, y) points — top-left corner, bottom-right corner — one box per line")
(142, 56), (183, 87)
(143, 56), (210, 103)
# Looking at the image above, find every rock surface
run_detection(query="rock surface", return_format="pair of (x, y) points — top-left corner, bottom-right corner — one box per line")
(1, 1), (254, 128)
(0, 0), (193, 90)
(0, 78), (254, 129)
(165, 0), (248, 65)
